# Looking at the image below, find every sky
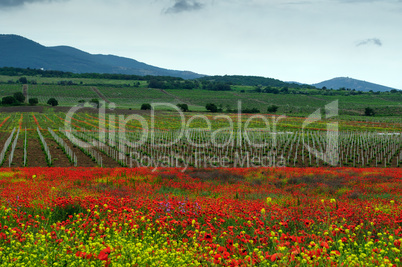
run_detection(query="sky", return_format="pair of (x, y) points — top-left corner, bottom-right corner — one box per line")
(0, 0), (401, 88)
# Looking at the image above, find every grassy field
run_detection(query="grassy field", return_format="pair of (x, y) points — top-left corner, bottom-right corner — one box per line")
(0, 73), (401, 116)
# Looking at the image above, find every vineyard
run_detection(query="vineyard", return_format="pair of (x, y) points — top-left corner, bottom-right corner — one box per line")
(0, 111), (400, 168)
(1, 79), (401, 115)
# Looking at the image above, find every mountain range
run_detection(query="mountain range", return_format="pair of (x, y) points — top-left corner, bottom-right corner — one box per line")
(0, 34), (202, 79)
(0, 34), (400, 91)
(313, 77), (399, 92)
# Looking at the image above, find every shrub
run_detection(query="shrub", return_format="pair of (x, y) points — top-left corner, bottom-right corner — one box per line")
(2, 96), (17, 105)
(47, 98), (58, 106)
(242, 107), (260, 113)
(141, 103), (152, 110)
(14, 92), (25, 103)
(90, 99), (101, 108)
(177, 103), (189, 112)
(28, 98), (39, 105)
(206, 103), (218, 112)
(267, 105), (279, 113)
(365, 107), (375, 116)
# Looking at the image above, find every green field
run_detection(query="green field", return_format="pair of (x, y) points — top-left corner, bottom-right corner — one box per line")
(0, 73), (401, 117)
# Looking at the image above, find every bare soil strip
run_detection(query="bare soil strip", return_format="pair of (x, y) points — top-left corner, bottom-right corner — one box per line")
(23, 84), (28, 103)
(91, 145), (122, 168)
(91, 87), (111, 104)
(3, 132), (25, 167)
(45, 137), (74, 167)
(61, 137), (98, 167)
(61, 136), (120, 167)
(26, 137), (49, 167)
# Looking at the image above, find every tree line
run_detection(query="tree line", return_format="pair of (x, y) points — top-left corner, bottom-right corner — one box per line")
(0, 91), (59, 107)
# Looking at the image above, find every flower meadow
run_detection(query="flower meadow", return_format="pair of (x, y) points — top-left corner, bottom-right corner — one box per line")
(0, 167), (401, 266)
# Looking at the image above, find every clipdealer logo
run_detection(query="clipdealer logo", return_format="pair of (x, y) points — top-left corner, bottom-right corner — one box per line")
(63, 100), (339, 170)
(302, 100), (339, 166)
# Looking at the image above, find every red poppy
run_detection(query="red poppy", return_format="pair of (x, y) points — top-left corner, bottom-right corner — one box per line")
(320, 241), (329, 249)
(76, 251), (93, 259)
(214, 254), (222, 264)
(271, 253), (282, 262)
(239, 248), (248, 256)
(98, 247), (111, 261)
(204, 233), (213, 242)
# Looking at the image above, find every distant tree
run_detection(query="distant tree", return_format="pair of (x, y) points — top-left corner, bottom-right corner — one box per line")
(281, 87), (289, 94)
(263, 86), (272, 93)
(225, 105), (233, 113)
(148, 80), (164, 89)
(242, 107), (260, 114)
(213, 83), (231, 91)
(18, 77), (28, 84)
(28, 98), (39, 106)
(78, 100), (86, 107)
(141, 103), (152, 110)
(177, 103), (189, 112)
(47, 98), (58, 107)
(364, 107), (375, 116)
(254, 87), (262, 93)
(91, 99), (101, 108)
(267, 105), (279, 113)
(2, 96), (17, 105)
(13, 92), (25, 103)
(206, 103), (218, 113)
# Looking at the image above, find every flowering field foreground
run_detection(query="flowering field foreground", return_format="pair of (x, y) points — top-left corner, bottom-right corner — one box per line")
(0, 167), (401, 266)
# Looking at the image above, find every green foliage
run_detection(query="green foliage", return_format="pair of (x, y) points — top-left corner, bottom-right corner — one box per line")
(141, 103), (152, 110)
(47, 98), (59, 106)
(49, 203), (86, 224)
(18, 77), (28, 84)
(13, 92), (25, 103)
(148, 78), (198, 90)
(365, 107), (375, 116)
(242, 107), (260, 113)
(28, 98), (38, 105)
(90, 98), (101, 108)
(0, 67), (401, 117)
(198, 75), (314, 89)
(267, 105), (279, 113)
(177, 103), (189, 112)
(148, 79), (165, 89)
(2, 95), (17, 105)
(206, 103), (218, 112)
(77, 99), (86, 106)
(200, 81), (231, 91)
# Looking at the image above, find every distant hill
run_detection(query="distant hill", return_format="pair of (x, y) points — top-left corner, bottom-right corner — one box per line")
(0, 34), (203, 79)
(313, 77), (399, 92)
(199, 75), (315, 89)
